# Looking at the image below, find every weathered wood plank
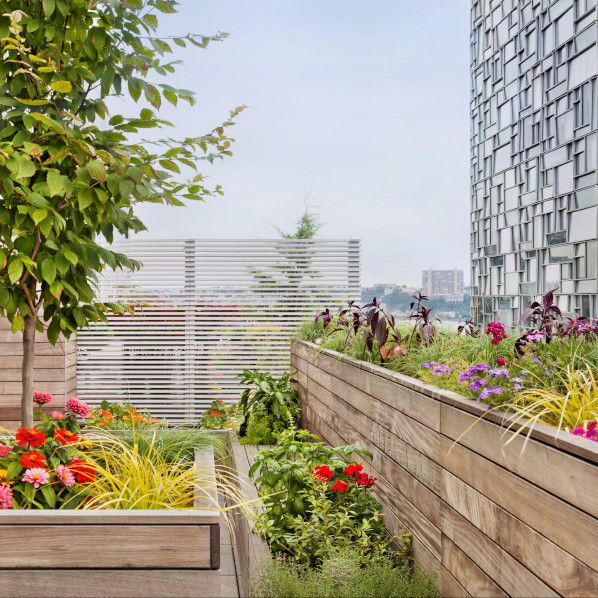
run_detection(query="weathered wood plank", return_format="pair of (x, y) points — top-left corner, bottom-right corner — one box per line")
(441, 536), (507, 597)
(441, 403), (598, 518)
(0, 570), (221, 598)
(441, 436), (598, 573)
(442, 469), (598, 596)
(440, 505), (558, 597)
(0, 525), (212, 568)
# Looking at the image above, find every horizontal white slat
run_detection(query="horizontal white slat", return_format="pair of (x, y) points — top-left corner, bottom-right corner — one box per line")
(77, 239), (360, 423)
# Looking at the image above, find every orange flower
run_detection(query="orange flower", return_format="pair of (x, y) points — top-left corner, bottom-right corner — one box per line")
(54, 429), (80, 446)
(15, 427), (47, 448)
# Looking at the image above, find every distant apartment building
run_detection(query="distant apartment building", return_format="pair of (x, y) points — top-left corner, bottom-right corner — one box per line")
(421, 269), (465, 302)
(470, 0), (598, 325)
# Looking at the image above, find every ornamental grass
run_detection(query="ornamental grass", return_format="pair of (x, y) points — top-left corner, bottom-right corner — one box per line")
(501, 364), (598, 444)
(71, 431), (242, 511)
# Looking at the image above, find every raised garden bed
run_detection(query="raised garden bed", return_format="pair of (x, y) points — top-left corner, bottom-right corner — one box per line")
(0, 448), (222, 598)
(291, 339), (598, 598)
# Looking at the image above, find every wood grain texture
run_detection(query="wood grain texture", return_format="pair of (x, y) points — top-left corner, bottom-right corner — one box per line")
(293, 341), (598, 598)
(0, 570), (221, 598)
(0, 524), (212, 568)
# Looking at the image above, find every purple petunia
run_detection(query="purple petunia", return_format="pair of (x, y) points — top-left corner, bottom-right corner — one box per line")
(422, 361), (440, 369)
(432, 364), (452, 376)
(467, 379), (488, 391)
(489, 368), (510, 378)
(459, 363), (491, 382)
(478, 386), (503, 401)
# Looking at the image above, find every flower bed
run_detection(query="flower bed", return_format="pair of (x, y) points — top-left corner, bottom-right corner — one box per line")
(292, 339), (598, 597)
(0, 395), (226, 597)
(301, 291), (598, 443)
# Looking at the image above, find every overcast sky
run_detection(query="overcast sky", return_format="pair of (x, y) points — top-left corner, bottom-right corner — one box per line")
(132, 0), (471, 287)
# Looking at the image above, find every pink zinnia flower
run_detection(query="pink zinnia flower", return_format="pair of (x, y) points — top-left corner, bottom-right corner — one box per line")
(65, 397), (91, 419)
(56, 464), (75, 487)
(0, 444), (12, 457)
(496, 357), (506, 366)
(0, 485), (13, 509)
(22, 468), (50, 488)
(51, 411), (66, 420)
(33, 391), (54, 405)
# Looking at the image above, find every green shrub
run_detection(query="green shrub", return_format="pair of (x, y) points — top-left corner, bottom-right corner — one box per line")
(250, 429), (401, 567)
(238, 370), (300, 442)
(252, 549), (440, 598)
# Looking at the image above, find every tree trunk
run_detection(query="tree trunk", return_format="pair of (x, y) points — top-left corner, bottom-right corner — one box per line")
(21, 315), (36, 428)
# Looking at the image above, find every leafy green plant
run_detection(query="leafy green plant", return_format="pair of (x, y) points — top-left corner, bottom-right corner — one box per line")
(249, 429), (400, 566)
(253, 549), (440, 598)
(0, 2), (244, 426)
(241, 403), (275, 445)
(238, 370), (300, 441)
(199, 400), (244, 433)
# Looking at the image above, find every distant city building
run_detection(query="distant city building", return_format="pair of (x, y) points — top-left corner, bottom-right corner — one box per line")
(470, 0), (598, 324)
(421, 269), (464, 302)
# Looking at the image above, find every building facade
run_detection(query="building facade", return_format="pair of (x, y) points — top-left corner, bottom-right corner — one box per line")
(422, 269), (465, 302)
(470, 0), (598, 325)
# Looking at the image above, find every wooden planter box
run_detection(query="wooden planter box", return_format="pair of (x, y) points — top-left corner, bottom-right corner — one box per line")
(223, 437), (271, 598)
(291, 339), (598, 598)
(0, 449), (221, 598)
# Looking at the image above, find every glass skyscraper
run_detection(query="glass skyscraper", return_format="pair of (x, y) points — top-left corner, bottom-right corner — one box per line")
(470, 0), (598, 325)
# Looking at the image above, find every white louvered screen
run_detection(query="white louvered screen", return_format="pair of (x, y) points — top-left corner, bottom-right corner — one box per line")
(76, 239), (360, 423)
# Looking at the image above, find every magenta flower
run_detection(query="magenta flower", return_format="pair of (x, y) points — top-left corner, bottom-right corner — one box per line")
(0, 485), (13, 509)
(571, 422), (598, 442)
(0, 444), (12, 457)
(51, 411), (66, 420)
(56, 464), (75, 487)
(33, 391), (54, 405)
(65, 397), (91, 419)
(22, 468), (50, 488)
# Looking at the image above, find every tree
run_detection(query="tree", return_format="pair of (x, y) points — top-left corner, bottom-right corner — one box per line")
(0, 0), (245, 426)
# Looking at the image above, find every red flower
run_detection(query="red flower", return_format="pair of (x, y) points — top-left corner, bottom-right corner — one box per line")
(312, 465), (334, 481)
(496, 357), (506, 366)
(356, 473), (377, 488)
(68, 460), (97, 483)
(54, 429), (80, 446)
(344, 463), (363, 477)
(20, 451), (47, 468)
(15, 427), (47, 448)
(330, 480), (348, 493)
(210, 410), (219, 416)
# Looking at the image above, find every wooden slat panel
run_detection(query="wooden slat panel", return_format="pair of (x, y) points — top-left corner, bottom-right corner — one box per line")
(440, 506), (558, 597)
(441, 437), (598, 573)
(0, 570), (221, 598)
(441, 536), (507, 597)
(0, 525), (212, 568)
(440, 404), (598, 518)
(442, 470), (598, 597)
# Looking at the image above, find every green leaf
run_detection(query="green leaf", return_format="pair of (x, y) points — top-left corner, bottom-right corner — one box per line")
(11, 314), (24, 333)
(16, 98), (51, 106)
(62, 250), (78, 265)
(72, 307), (86, 328)
(50, 80), (72, 94)
(159, 159), (180, 173)
(0, 288), (10, 308)
(42, 0), (55, 17)
(8, 258), (23, 284)
(28, 113), (64, 133)
(46, 169), (65, 196)
(87, 159), (106, 182)
(31, 208), (48, 225)
(41, 257), (56, 284)
(5, 460), (22, 482)
(49, 281), (63, 299)
(41, 485), (56, 508)
(77, 187), (94, 210)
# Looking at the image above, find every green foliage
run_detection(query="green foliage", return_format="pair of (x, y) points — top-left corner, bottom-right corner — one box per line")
(199, 400), (244, 433)
(249, 429), (401, 567)
(240, 403), (275, 445)
(0, 2), (244, 342)
(99, 424), (224, 464)
(253, 550), (440, 598)
(238, 370), (300, 442)
(276, 200), (323, 240)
